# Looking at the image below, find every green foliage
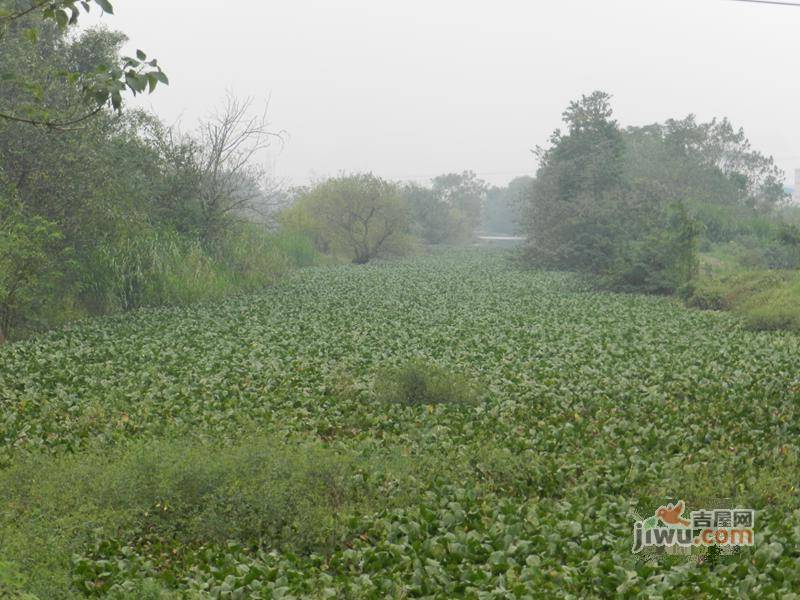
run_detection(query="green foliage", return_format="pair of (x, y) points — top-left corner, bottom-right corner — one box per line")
(780, 204), (800, 227)
(398, 172), (492, 245)
(523, 92), (703, 291)
(0, 436), (389, 597)
(0, 196), (69, 340)
(739, 272), (800, 332)
(0, 0), (167, 126)
(268, 230), (319, 268)
(523, 91), (632, 275)
(0, 560), (38, 599)
(281, 174), (412, 264)
(401, 182), (471, 245)
(374, 359), (478, 407)
(1, 249), (800, 596)
(84, 225), (316, 313)
(431, 171), (487, 236)
(658, 115), (787, 212)
(0, 21), (297, 340)
(521, 92), (793, 297)
(742, 294), (800, 332)
(688, 200), (780, 245)
(687, 268), (786, 310)
(604, 202), (700, 295)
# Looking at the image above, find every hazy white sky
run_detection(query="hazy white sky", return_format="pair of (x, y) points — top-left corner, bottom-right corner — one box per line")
(90, 0), (799, 187)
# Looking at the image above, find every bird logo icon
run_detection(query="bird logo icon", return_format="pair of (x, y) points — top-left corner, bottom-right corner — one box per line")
(655, 500), (690, 527)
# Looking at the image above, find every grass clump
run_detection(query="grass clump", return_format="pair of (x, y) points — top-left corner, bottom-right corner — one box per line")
(86, 225), (319, 314)
(374, 359), (479, 407)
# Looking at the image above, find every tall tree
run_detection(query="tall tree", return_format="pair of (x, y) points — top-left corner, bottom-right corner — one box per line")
(188, 96), (279, 244)
(662, 116), (786, 211)
(402, 182), (470, 244)
(431, 171), (487, 236)
(522, 91), (701, 293)
(524, 91), (628, 273)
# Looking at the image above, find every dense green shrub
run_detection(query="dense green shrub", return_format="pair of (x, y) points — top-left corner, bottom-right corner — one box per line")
(0, 197), (73, 341)
(0, 19), (316, 342)
(280, 174), (412, 264)
(705, 236), (800, 272)
(684, 278), (729, 311)
(85, 230), (217, 311)
(374, 359), (479, 407)
(604, 202), (699, 295)
(268, 230), (319, 268)
(688, 200), (781, 245)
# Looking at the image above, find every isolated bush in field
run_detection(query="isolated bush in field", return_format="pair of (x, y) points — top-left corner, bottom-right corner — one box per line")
(280, 174), (411, 264)
(685, 279), (729, 311)
(375, 359), (478, 407)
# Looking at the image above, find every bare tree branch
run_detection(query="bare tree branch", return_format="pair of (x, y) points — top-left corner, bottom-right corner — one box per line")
(0, 105), (104, 130)
(191, 94), (284, 241)
(0, 1), (52, 24)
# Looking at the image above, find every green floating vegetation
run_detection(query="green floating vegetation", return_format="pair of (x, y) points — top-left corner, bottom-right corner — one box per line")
(1, 249), (799, 598)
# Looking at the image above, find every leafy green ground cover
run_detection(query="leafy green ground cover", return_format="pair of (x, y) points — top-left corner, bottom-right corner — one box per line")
(1, 249), (799, 598)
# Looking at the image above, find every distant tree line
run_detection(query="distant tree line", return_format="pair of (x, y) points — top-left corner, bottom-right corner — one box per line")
(279, 170), (527, 265)
(520, 91), (799, 296)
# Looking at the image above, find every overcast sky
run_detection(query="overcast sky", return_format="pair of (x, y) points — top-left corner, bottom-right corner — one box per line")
(89, 0), (800, 187)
